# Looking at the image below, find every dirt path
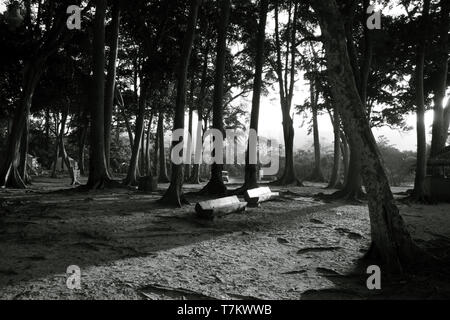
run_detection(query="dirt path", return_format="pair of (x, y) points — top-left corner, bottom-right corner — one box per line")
(1, 177), (449, 300)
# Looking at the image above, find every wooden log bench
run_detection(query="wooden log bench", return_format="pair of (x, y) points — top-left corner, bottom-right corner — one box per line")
(195, 196), (247, 220)
(244, 187), (279, 206)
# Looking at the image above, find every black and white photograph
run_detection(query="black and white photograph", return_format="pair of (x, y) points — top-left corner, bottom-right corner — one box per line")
(0, 0), (450, 306)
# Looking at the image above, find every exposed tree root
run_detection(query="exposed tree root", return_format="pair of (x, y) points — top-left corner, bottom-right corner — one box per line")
(158, 187), (189, 208)
(315, 187), (366, 203)
(361, 240), (441, 275)
(399, 189), (433, 205)
(198, 178), (227, 197)
(0, 165), (26, 189)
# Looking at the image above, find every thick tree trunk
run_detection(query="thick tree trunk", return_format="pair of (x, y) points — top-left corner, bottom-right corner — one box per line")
(327, 136), (365, 201)
(51, 113), (61, 178)
(327, 0), (371, 199)
(154, 115), (160, 178)
(322, 126), (364, 200)
(157, 112), (170, 183)
(240, 0), (269, 192)
(443, 99), (450, 143)
(309, 83), (325, 182)
(312, 0), (423, 273)
(139, 127), (146, 174)
(360, 0), (373, 108)
(45, 107), (51, 156)
(413, 0), (431, 201)
(86, 0), (112, 189)
(104, 0), (121, 174)
(145, 113), (153, 176)
(273, 112), (302, 186)
(430, 0), (450, 158)
(328, 108), (341, 188)
(122, 111), (134, 150)
(200, 0), (231, 196)
(19, 117), (31, 185)
(341, 132), (350, 188)
(190, 165), (201, 184)
(160, 0), (201, 206)
(78, 111), (89, 176)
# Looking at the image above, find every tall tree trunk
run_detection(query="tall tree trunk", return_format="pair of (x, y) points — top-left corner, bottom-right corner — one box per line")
(45, 107), (51, 157)
(160, 0), (201, 206)
(122, 111), (134, 150)
(157, 112), (170, 183)
(59, 103), (75, 185)
(328, 107), (341, 188)
(329, 137), (365, 201)
(51, 113), (61, 178)
(87, 0), (111, 189)
(272, 1), (301, 186)
(413, 0), (431, 201)
(312, 0), (423, 273)
(154, 114), (160, 178)
(341, 132), (350, 188)
(115, 88), (134, 150)
(200, 0), (231, 196)
(145, 113), (153, 176)
(185, 79), (195, 181)
(327, 0), (372, 200)
(443, 99), (450, 143)
(189, 46), (210, 184)
(430, 0), (450, 158)
(241, 0), (269, 191)
(139, 126), (146, 174)
(104, 0), (121, 174)
(78, 113), (88, 176)
(123, 81), (148, 186)
(309, 80), (325, 182)
(19, 117), (31, 185)
(360, 0), (373, 107)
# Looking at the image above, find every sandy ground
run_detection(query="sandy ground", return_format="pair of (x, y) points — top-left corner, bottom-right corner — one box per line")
(0, 176), (449, 300)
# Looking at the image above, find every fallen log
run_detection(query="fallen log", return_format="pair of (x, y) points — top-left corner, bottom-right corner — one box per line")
(244, 187), (279, 206)
(195, 196), (247, 220)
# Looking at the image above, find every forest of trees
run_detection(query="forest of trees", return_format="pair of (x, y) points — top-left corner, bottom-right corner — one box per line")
(1, 0), (449, 275)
